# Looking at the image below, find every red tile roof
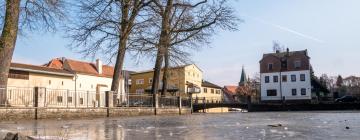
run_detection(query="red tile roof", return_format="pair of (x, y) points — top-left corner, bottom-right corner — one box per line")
(64, 59), (114, 78)
(44, 59), (64, 69)
(223, 86), (238, 96)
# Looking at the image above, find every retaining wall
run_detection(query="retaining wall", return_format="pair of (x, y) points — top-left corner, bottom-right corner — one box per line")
(0, 107), (191, 121)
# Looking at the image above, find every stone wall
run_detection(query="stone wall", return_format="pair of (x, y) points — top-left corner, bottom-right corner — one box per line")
(0, 108), (35, 121)
(0, 107), (191, 121)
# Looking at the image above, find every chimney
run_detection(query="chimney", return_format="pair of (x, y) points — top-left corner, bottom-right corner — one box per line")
(96, 59), (102, 74)
(61, 57), (66, 63)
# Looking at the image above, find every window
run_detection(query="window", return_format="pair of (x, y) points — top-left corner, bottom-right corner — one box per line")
(301, 88), (306, 95)
(79, 83), (82, 88)
(300, 74), (306, 81)
(8, 70), (29, 80)
(268, 63), (273, 70)
(136, 79), (144, 85)
(91, 85), (93, 89)
(80, 98), (84, 105)
(267, 90), (277, 96)
(273, 76), (279, 83)
(292, 89), (297, 96)
(57, 96), (63, 103)
(282, 75), (287, 82)
(211, 89), (214, 94)
(49, 80), (52, 85)
(204, 88), (208, 93)
(61, 81), (64, 86)
(136, 89), (144, 94)
(294, 61), (301, 68)
(265, 76), (270, 83)
(149, 78), (153, 84)
(291, 75), (296, 82)
(67, 97), (73, 103)
(216, 90), (220, 94)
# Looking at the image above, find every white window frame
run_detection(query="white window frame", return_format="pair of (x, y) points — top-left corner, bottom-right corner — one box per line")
(136, 79), (144, 85)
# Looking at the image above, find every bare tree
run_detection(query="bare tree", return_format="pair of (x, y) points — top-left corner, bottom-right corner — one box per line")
(67, 0), (152, 94)
(146, 0), (238, 99)
(0, 0), (65, 102)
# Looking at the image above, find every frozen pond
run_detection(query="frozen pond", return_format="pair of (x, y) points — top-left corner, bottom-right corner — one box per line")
(1, 111), (360, 140)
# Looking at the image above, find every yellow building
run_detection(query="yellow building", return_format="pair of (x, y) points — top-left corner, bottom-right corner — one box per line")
(130, 64), (223, 102)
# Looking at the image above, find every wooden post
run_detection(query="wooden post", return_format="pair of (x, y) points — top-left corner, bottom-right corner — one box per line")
(153, 93), (159, 115)
(86, 91), (89, 108)
(189, 93), (193, 114)
(105, 91), (113, 117)
(74, 90), (77, 108)
(178, 96), (182, 115)
(203, 97), (206, 113)
(247, 95), (252, 112)
(34, 87), (39, 120)
(66, 89), (69, 108)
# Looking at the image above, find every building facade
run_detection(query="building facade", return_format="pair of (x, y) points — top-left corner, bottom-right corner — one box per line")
(4, 58), (129, 107)
(195, 81), (223, 103)
(130, 64), (222, 101)
(130, 64), (203, 95)
(259, 49), (312, 101)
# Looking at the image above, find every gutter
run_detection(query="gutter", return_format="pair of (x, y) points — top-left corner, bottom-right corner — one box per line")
(10, 67), (74, 77)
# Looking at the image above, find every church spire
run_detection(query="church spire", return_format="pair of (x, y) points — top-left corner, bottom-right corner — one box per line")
(239, 65), (247, 86)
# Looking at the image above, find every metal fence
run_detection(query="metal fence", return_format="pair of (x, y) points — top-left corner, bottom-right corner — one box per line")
(1, 87), (34, 107)
(0, 87), (190, 108)
(44, 89), (106, 108)
(114, 94), (154, 107)
(159, 96), (179, 108)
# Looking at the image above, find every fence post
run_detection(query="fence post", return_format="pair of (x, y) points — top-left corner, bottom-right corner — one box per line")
(203, 97), (206, 113)
(74, 90), (77, 108)
(66, 90), (69, 108)
(189, 93), (193, 114)
(34, 87), (39, 120)
(153, 93), (159, 115)
(105, 91), (113, 117)
(87, 91), (89, 108)
(178, 96), (182, 115)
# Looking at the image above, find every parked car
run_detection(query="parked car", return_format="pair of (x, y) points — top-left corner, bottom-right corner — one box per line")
(335, 95), (358, 103)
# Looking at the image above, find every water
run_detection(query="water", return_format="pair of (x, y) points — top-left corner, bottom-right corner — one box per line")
(1, 111), (360, 140)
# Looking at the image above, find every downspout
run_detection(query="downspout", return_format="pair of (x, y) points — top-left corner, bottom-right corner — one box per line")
(279, 71), (283, 103)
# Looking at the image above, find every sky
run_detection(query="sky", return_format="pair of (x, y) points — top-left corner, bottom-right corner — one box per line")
(12, 0), (360, 86)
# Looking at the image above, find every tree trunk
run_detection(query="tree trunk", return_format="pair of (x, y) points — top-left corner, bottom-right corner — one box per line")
(151, 0), (173, 108)
(110, 1), (131, 104)
(161, 47), (169, 96)
(111, 38), (127, 103)
(151, 47), (164, 107)
(0, 0), (21, 104)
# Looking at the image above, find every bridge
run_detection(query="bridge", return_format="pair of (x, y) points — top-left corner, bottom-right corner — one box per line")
(192, 102), (248, 112)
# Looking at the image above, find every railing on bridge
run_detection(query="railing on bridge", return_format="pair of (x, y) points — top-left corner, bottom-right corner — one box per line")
(193, 97), (223, 104)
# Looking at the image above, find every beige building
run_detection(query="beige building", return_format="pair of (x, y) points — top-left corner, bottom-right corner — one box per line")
(130, 64), (222, 102)
(4, 58), (128, 107)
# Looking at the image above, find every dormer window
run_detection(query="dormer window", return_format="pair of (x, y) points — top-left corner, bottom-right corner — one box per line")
(268, 63), (273, 70)
(294, 61), (301, 68)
